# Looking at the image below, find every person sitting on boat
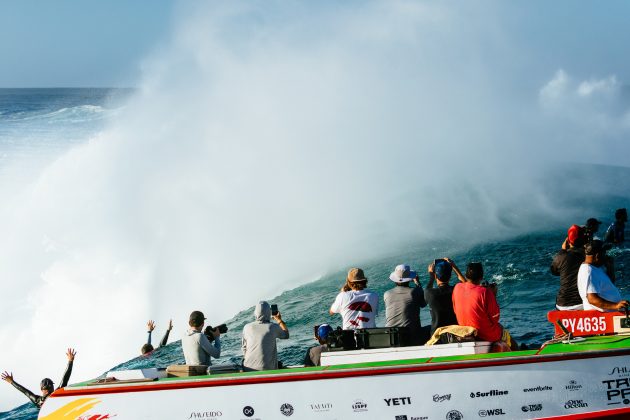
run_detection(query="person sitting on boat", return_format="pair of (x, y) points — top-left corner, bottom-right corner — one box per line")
(577, 240), (628, 312)
(141, 319), (173, 355)
(1, 348), (76, 409)
(330, 268), (379, 329)
(182, 310), (221, 366)
(551, 225), (586, 311)
(242, 301), (289, 371)
(304, 324), (333, 367)
(425, 259), (458, 335)
(604, 208), (627, 245)
(384, 264), (428, 344)
(449, 260), (519, 351)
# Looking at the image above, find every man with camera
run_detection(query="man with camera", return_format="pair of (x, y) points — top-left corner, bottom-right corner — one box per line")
(448, 259), (519, 351)
(182, 310), (221, 366)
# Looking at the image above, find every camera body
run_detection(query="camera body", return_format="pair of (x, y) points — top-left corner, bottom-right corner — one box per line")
(204, 324), (228, 342)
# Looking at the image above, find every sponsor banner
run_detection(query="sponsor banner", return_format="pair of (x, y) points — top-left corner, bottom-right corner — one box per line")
(39, 354), (630, 419)
(603, 369), (630, 406)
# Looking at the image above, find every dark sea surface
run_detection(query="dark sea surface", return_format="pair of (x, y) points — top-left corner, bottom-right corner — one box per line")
(0, 89), (628, 420)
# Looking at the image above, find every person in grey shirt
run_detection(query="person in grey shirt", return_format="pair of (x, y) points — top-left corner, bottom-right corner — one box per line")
(182, 310), (221, 365)
(384, 264), (427, 345)
(242, 301), (289, 371)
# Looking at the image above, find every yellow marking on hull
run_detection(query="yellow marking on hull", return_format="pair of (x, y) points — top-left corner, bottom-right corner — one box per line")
(39, 397), (101, 420)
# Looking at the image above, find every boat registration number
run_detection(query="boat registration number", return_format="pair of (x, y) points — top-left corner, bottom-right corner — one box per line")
(561, 316), (608, 334)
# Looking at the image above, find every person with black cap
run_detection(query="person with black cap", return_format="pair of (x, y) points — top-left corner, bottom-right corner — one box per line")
(304, 324), (333, 367)
(1, 348), (76, 409)
(605, 208), (627, 245)
(384, 264), (427, 344)
(182, 310), (221, 365)
(577, 240), (628, 312)
(551, 225), (586, 310)
(584, 217), (603, 243)
(425, 259), (458, 334)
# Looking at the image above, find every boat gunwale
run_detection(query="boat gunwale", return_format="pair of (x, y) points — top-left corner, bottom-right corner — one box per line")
(51, 344), (630, 398)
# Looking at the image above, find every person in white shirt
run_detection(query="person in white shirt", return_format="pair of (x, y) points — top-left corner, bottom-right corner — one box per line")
(329, 268), (379, 329)
(182, 310), (221, 365)
(577, 240), (628, 312)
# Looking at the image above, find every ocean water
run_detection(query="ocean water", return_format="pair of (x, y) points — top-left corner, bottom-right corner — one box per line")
(0, 89), (628, 420)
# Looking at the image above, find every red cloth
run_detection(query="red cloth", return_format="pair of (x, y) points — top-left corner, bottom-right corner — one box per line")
(452, 282), (502, 342)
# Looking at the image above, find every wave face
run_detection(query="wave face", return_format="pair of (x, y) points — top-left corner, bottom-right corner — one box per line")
(2, 1), (630, 418)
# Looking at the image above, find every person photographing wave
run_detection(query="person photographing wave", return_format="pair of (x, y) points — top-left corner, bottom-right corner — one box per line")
(329, 268), (379, 329)
(182, 311), (221, 366)
(448, 259), (519, 351)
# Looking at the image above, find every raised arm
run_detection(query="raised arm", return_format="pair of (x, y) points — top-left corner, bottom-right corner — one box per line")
(200, 329), (221, 359)
(58, 348), (76, 389)
(159, 319), (173, 348)
(445, 258), (466, 283)
(146, 320), (155, 345)
(2, 372), (43, 407)
(426, 262), (436, 289)
(273, 312), (290, 339)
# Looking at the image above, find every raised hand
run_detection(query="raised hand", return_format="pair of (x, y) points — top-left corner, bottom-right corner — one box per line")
(66, 348), (76, 361)
(167, 319), (173, 331)
(147, 320), (155, 332)
(1, 371), (14, 384)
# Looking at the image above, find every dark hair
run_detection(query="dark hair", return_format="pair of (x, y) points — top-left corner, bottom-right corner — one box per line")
(141, 343), (154, 355)
(189, 310), (205, 328)
(40, 378), (54, 392)
(616, 208), (628, 222)
(466, 262), (484, 282)
(434, 260), (453, 281)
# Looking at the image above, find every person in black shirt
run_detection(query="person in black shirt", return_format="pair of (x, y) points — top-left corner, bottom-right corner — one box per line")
(605, 208), (627, 244)
(2, 348), (76, 409)
(551, 225), (585, 310)
(424, 259), (458, 335)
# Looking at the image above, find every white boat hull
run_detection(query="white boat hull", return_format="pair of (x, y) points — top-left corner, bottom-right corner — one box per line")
(39, 351), (630, 420)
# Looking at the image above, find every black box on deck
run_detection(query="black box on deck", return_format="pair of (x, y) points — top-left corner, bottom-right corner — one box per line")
(326, 327), (412, 351)
(327, 328), (357, 351)
(354, 327), (411, 349)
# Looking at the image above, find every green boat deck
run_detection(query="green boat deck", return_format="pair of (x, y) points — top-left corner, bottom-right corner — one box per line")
(68, 334), (630, 388)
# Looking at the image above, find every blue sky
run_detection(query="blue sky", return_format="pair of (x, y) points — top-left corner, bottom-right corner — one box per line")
(0, 0), (176, 87)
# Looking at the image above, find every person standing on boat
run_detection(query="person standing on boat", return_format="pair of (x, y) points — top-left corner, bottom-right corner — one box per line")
(577, 240), (628, 312)
(329, 268), (379, 329)
(242, 301), (289, 371)
(384, 264), (427, 344)
(551, 225), (586, 310)
(449, 260), (519, 351)
(604, 208), (627, 245)
(141, 319), (173, 355)
(304, 324), (333, 367)
(1, 348), (76, 409)
(182, 311), (221, 365)
(425, 259), (458, 334)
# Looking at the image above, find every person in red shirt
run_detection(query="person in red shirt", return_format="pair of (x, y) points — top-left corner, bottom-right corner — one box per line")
(447, 259), (518, 351)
